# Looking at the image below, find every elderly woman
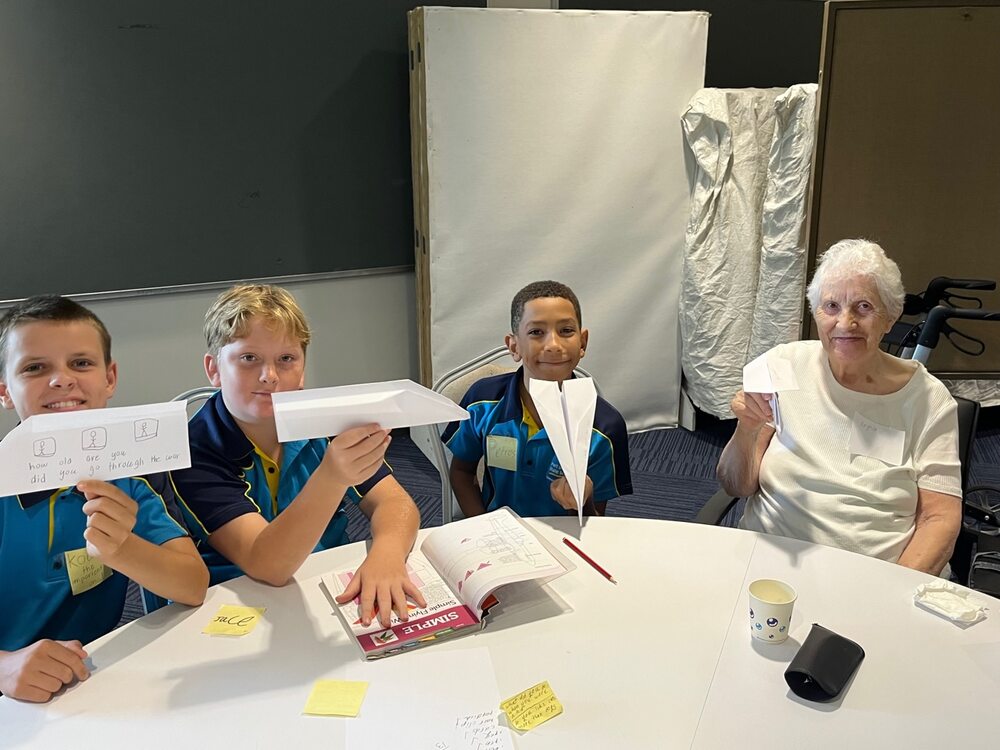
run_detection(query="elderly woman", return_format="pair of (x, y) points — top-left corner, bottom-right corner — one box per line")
(717, 239), (962, 575)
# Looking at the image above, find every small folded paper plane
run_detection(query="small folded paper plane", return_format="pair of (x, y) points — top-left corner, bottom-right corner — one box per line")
(271, 379), (469, 442)
(0, 401), (190, 497)
(527, 377), (597, 526)
(741, 352), (799, 435)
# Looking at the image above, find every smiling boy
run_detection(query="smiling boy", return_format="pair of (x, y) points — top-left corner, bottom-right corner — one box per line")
(442, 280), (632, 518)
(169, 285), (424, 627)
(0, 296), (207, 703)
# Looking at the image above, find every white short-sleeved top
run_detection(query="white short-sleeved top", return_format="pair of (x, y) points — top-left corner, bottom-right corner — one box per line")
(739, 340), (962, 562)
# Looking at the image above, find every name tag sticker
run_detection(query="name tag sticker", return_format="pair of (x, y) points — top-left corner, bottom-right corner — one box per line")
(486, 435), (518, 472)
(849, 413), (905, 466)
(64, 548), (113, 596)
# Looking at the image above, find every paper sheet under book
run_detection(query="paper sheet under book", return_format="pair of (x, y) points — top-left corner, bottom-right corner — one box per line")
(742, 353), (799, 435)
(527, 377), (597, 525)
(0, 401), (190, 497)
(345, 647), (513, 748)
(271, 379), (468, 441)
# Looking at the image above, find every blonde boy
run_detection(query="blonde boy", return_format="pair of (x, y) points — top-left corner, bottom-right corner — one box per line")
(0, 296), (207, 703)
(170, 285), (424, 627)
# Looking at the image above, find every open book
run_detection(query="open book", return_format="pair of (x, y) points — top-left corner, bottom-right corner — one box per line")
(321, 508), (570, 659)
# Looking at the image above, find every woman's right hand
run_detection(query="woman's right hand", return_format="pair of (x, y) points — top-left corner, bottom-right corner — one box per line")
(731, 390), (774, 432)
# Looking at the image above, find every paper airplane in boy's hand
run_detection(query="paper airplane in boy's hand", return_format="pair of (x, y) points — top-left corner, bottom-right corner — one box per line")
(527, 377), (597, 526)
(742, 352), (799, 435)
(0, 401), (190, 497)
(271, 379), (468, 442)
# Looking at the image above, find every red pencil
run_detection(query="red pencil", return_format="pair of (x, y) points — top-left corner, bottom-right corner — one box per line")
(562, 537), (617, 584)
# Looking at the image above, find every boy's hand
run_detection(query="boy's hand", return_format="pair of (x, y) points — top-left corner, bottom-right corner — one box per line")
(334, 549), (427, 629)
(322, 425), (391, 487)
(77, 480), (138, 563)
(0, 640), (89, 703)
(550, 475), (593, 511)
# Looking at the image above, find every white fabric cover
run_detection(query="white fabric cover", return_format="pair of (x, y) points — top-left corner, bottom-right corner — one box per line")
(419, 8), (708, 431)
(680, 85), (818, 418)
(941, 378), (1000, 408)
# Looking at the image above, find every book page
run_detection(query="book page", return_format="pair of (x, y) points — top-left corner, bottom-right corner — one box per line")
(322, 549), (478, 656)
(421, 508), (567, 615)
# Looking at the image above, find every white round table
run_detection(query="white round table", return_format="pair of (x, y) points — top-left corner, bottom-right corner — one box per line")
(3, 517), (998, 748)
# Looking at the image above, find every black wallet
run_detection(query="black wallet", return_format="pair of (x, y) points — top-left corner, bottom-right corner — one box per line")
(784, 623), (865, 702)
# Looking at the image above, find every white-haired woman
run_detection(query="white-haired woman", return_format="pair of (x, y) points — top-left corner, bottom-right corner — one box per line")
(717, 239), (962, 575)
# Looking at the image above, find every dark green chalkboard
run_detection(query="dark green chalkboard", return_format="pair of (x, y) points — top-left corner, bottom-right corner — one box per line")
(0, 1), (484, 300)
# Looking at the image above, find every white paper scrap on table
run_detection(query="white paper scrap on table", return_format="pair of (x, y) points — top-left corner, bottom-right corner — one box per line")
(528, 377), (597, 526)
(0, 401), (190, 496)
(345, 647), (513, 749)
(271, 380), (469, 442)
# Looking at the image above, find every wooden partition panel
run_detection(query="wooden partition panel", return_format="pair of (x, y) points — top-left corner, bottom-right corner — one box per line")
(809, 1), (1000, 377)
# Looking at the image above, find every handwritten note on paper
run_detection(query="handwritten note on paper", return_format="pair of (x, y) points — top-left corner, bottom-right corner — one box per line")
(500, 681), (563, 732)
(849, 412), (905, 465)
(202, 605), (266, 636)
(64, 547), (112, 595)
(303, 680), (369, 717)
(0, 401), (190, 497)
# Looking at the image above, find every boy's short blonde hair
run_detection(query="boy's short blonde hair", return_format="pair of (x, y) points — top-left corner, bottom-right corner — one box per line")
(204, 284), (311, 355)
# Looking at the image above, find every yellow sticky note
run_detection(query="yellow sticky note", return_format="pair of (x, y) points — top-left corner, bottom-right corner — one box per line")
(500, 680), (563, 732)
(64, 548), (113, 596)
(202, 605), (266, 636)
(303, 680), (369, 717)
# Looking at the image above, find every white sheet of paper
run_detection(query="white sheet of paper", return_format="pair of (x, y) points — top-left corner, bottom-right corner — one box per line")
(742, 352), (799, 394)
(345, 647), (513, 749)
(849, 412), (905, 465)
(528, 377), (597, 526)
(0, 401), (190, 496)
(271, 380), (468, 441)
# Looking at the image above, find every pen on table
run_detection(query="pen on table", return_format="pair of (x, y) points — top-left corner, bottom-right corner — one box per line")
(562, 537), (617, 584)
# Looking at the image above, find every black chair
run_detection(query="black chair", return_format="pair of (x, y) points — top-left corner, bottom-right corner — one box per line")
(695, 397), (983, 583)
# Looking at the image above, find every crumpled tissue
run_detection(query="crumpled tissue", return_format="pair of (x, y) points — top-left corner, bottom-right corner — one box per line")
(914, 582), (989, 625)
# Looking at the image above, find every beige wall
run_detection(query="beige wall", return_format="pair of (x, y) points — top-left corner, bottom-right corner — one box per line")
(0, 272), (418, 437)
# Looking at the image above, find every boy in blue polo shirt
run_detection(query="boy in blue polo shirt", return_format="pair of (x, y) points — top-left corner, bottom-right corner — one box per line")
(442, 280), (632, 518)
(0, 296), (207, 703)
(169, 285), (424, 628)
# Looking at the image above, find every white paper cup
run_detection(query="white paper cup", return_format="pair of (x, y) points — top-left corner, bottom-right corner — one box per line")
(748, 579), (796, 643)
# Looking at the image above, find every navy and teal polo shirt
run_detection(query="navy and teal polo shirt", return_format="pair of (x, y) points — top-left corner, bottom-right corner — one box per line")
(441, 368), (632, 516)
(0, 474), (188, 652)
(170, 391), (391, 586)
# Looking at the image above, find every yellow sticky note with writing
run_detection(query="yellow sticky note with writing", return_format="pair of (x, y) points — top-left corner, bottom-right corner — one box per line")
(303, 680), (369, 717)
(64, 548), (113, 596)
(202, 605), (266, 636)
(500, 680), (563, 732)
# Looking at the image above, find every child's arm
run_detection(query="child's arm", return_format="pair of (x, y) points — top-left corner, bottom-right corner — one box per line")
(206, 425), (388, 587)
(450, 457), (487, 517)
(78, 480), (208, 606)
(0, 640), (89, 703)
(334, 476), (425, 628)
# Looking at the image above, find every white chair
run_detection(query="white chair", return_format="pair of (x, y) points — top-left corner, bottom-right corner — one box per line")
(429, 346), (599, 524)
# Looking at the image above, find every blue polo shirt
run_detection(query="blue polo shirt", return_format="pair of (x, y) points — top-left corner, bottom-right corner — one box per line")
(170, 392), (391, 586)
(0, 475), (188, 652)
(441, 368), (632, 516)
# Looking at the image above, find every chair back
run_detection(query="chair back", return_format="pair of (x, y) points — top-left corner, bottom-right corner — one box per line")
(171, 386), (219, 418)
(954, 395), (980, 492)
